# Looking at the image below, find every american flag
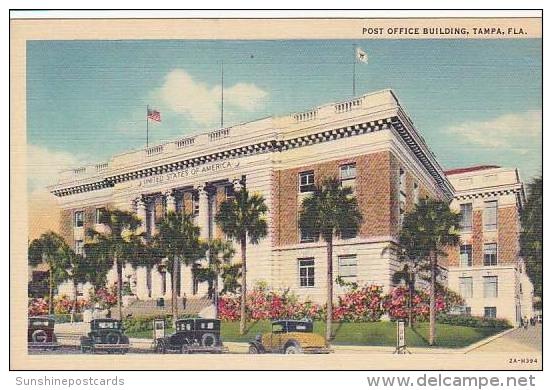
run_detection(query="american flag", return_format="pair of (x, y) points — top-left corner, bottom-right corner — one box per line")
(147, 108), (161, 122)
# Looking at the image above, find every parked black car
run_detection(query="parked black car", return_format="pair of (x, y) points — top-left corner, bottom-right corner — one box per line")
(80, 319), (130, 354)
(153, 318), (227, 354)
(28, 316), (59, 350)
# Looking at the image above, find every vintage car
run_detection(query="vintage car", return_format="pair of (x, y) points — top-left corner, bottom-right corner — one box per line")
(80, 319), (130, 354)
(153, 318), (228, 354)
(28, 316), (59, 350)
(248, 319), (332, 354)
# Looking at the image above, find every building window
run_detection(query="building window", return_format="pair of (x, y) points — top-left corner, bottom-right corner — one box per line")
(413, 182), (420, 205)
(459, 277), (473, 298)
(484, 243), (498, 266)
(484, 200), (498, 230)
(483, 276), (498, 298)
(95, 207), (106, 224)
(459, 245), (472, 267)
(74, 211), (84, 228)
(192, 193), (200, 216)
(75, 240), (84, 256)
(399, 167), (406, 193)
(459, 203), (473, 232)
(225, 185), (235, 200)
(338, 255), (357, 278)
(340, 163), (356, 180)
(298, 258), (315, 287)
(484, 307), (497, 318)
(77, 283), (84, 297)
(299, 171), (315, 193)
(399, 192), (406, 227)
(300, 228), (318, 243)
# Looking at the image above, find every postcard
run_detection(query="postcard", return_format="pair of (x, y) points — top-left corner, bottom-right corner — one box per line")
(10, 11), (542, 371)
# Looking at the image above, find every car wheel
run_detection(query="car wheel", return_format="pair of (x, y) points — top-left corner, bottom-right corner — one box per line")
(284, 344), (301, 354)
(106, 332), (120, 345)
(201, 333), (217, 347)
(248, 345), (259, 354)
(32, 330), (48, 343)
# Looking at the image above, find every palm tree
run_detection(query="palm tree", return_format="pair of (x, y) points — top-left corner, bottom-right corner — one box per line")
(61, 247), (89, 320)
(215, 188), (268, 335)
(400, 198), (460, 345)
(205, 239), (236, 318)
(298, 177), (363, 342)
(220, 263), (242, 295)
(85, 208), (146, 320)
(520, 176), (542, 302)
(153, 211), (206, 325)
(28, 232), (70, 315)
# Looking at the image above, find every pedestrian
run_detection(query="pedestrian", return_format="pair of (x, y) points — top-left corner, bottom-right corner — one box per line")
(523, 315), (528, 329)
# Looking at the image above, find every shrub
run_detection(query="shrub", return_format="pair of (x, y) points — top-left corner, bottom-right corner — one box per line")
(382, 286), (465, 322)
(333, 284), (384, 322)
(88, 285), (118, 309)
(123, 315), (170, 334)
(218, 286), (325, 321)
(28, 298), (49, 316)
(437, 313), (511, 329)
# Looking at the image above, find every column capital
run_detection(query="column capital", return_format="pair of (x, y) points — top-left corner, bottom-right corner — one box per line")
(232, 178), (243, 192)
(196, 183), (208, 196)
(135, 197), (146, 209)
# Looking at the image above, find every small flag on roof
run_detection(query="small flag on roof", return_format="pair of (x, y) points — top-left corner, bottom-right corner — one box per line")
(147, 108), (161, 122)
(356, 47), (368, 63)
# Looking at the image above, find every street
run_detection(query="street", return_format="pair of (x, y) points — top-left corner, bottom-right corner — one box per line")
(27, 325), (542, 370)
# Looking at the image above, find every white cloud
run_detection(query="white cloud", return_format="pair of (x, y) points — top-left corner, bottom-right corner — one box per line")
(155, 69), (267, 126)
(27, 144), (85, 193)
(446, 110), (542, 150)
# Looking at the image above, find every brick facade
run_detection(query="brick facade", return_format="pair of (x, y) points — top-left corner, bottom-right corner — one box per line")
(472, 210), (484, 267)
(272, 150), (437, 247)
(498, 206), (520, 265)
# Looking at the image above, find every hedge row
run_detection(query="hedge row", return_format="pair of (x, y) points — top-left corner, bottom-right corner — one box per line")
(436, 314), (511, 329)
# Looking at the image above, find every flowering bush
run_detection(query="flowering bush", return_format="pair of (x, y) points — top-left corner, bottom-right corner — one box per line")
(53, 295), (90, 314)
(88, 285), (118, 309)
(333, 284), (384, 322)
(382, 286), (465, 321)
(28, 298), (49, 316)
(219, 282), (464, 323)
(219, 285), (324, 321)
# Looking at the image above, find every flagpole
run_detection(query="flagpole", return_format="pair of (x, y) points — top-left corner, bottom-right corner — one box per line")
(221, 60), (224, 128)
(146, 105), (149, 148)
(352, 44), (356, 97)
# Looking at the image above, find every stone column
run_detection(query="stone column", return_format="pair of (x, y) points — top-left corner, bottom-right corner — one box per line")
(165, 190), (176, 213)
(196, 184), (210, 240)
(136, 198), (147, 232)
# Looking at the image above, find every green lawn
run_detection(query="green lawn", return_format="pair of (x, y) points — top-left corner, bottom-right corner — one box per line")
(126, 320), (504, 348)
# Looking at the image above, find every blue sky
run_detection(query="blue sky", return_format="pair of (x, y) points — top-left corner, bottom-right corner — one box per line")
(27, 39), (542, 193)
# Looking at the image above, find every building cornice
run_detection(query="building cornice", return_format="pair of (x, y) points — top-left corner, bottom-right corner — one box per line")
(453, 184), (524, 201)
(50, 95), (452, 199)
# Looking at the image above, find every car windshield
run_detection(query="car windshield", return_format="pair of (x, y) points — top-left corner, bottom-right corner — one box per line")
(176, 322), (193, 331)
(96, 321), (120, 329)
